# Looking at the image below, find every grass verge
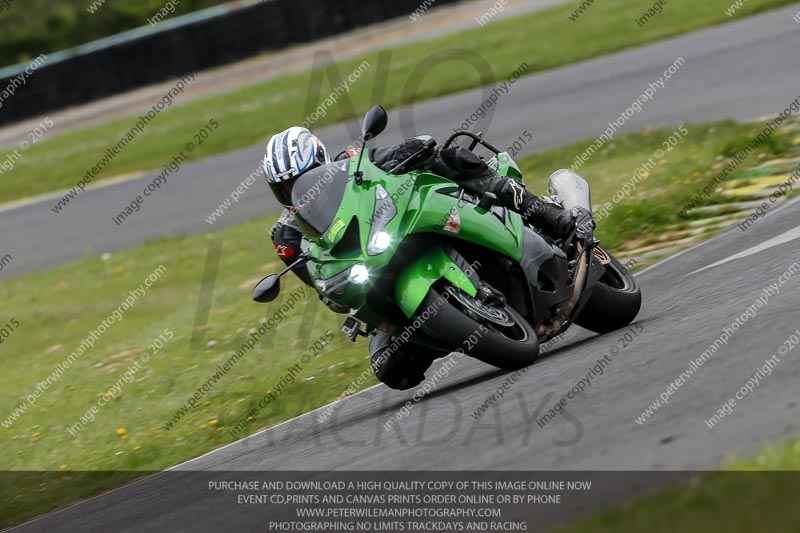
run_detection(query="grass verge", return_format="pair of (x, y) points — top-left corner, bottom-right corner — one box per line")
(552, 442), (800, 533)
(2, 117), (800, 527)
(2, 0), (797, 204)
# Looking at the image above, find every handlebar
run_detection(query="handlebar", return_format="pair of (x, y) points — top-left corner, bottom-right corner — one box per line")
(442, 130), (502, 154)
(387, 131), (502, 176)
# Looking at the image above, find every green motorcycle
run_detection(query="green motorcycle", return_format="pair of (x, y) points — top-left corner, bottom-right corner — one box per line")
(254, 105), (641, 370)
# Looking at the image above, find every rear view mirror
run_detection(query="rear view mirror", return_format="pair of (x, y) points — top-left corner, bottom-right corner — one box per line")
(361, 105), (388, 141)
(252, 275), (281, 303)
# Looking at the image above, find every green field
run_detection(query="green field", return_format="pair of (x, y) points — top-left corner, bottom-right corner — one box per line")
(2, 0), (796, 205)
(2, 117), (800, 527)
(554, 444), (800, 533)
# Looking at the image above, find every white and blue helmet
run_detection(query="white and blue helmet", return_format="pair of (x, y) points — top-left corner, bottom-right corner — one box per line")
(264, 127), (330, 207)
(264, 126), (329, 184)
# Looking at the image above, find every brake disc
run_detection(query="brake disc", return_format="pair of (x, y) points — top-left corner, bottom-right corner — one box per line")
(451, 290), (514, 327)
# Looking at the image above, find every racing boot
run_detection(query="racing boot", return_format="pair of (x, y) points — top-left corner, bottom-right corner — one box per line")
(431, 147), (592, 240)
(370, 331), (442, 390)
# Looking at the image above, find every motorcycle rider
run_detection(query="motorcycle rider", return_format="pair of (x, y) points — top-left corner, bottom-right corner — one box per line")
(264, 126), (594, 390)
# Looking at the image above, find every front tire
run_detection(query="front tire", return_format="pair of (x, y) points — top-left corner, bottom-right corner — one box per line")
(416, 287), (539, 370)
(575, 251), (642, 334)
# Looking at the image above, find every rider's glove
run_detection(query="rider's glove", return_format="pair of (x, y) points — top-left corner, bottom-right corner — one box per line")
(572, 207), (596, 239)
(370, 138), (429, 170)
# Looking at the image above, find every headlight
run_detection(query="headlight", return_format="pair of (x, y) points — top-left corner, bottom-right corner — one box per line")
(348, 264), (370, 284)
(368, 231), (391, 255)
(367, 184), (397, 255)
(316, 264), (370, 296)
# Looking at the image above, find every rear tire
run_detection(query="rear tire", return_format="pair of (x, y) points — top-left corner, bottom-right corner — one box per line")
(575, 252), (642, 334)
(417, 287), (539, 370)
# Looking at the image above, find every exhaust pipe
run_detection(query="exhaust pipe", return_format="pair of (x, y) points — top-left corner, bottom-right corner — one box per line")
(537, 170), (594, 340)
(536, 241), (589, 340)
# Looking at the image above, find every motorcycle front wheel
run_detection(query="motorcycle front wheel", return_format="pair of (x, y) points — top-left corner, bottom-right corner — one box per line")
(416, 286), (539, 370)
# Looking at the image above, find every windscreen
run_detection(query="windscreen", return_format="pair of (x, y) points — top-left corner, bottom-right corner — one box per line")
(291, 162), (350, 238)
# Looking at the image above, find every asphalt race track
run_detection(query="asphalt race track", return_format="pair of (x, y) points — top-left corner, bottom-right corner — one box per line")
(5, 5), (800, 531)
(10, 199), (800, 531)
(1, 6), (799, 279)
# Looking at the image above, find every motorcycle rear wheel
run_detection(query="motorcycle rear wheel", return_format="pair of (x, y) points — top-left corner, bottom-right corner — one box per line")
(575, 252), (642, 334)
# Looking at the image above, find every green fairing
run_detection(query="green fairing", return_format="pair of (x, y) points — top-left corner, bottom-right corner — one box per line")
(299, 147), (526, 321)
(394, 246), (478, 318)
